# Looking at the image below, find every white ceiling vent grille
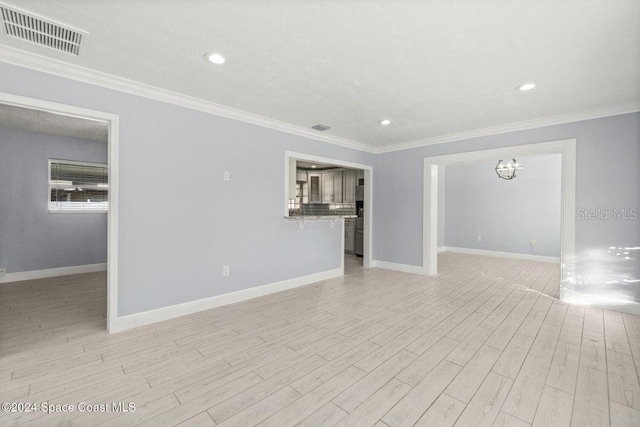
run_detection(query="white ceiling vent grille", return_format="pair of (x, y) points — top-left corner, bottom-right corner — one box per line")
(0, 4), (87, 55)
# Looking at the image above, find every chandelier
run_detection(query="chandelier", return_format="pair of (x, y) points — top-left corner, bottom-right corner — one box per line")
(495, 159), (522, 180)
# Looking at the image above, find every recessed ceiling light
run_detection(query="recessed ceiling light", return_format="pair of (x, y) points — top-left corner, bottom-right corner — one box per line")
(205, 52), (225, 65)
(516, 82), (536, 92)
(311, 165), (317, 168)
(379, 119), (391, 126)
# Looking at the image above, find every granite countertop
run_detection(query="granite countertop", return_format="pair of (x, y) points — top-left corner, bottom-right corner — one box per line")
(284, 215), (357, 221)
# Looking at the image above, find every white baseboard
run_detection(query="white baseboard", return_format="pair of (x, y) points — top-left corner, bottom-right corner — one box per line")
(442, 247), (560, 263)
(0, 263), (107, 284)
(111, 267), (343, 333)
(371, 260), (424, 275)
(437, 246), (447, 253)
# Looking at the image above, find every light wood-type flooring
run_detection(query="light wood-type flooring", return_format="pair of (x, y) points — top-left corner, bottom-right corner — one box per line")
(1, 253), (640, 426)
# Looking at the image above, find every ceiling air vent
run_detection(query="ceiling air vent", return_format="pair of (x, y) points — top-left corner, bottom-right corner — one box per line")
(0, 3), (87, 55)
(311, 124), (331, 131)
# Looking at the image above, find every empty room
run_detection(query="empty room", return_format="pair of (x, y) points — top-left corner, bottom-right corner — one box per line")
(0, 1), (638, 426)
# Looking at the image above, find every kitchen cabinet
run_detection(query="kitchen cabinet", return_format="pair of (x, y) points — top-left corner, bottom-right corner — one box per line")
(303, 169), (357, 204)
(321, 173), (333, 203)
(308, 173), (321, 203)
(322, 172), (343, 203)
(342, 170), (357, 203)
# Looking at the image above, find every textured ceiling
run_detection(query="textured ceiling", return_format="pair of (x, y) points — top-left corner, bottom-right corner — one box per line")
(0, 103), (108, 141)
(1, 0), (638, 148)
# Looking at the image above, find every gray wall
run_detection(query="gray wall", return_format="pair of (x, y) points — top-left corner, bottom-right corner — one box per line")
(374, 112), (640, 303)
(0, 62), (375, 316)
(443, 154), (561, 257)
(2, 60), (638, 310)
(0, 127), (108, 273)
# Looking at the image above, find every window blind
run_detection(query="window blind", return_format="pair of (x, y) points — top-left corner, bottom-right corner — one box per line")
(49, 159), (108, 211)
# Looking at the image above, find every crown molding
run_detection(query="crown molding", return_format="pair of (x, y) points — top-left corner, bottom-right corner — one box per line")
(0, 45), (376, 154)
(1, 45), (638, 156)
(374, 102), (640, 154)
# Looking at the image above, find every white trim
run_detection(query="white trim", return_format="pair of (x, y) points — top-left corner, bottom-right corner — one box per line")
(48, 209), (108, 214)
(108, 115), (120, 333)
(49, 158), (107, 168)
(0, 263), (107, 284)
(111, 267), (342, 333)
(423, 138), (576, 166)
(441, 247), (560, 263)
(423, 138), (576, 300)
(0, 91), (120, 333)
(284, 151), (373, 269)
(340, 218), (345, 273)
(362, 168), (373, 269)
(3, 46), (635, 156)
(371, 260), (424, 275)
(424, 164), (439, 275)
(0, 45), (374, 154)
(377, 103), (640, 153)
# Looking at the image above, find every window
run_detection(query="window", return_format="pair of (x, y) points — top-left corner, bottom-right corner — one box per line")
(49, 159), (108, 212)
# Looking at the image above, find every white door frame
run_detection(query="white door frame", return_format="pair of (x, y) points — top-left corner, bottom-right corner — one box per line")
(423, 139), (576, 297)
(284, 151), (373, 269)
(0, 92), (120, 332)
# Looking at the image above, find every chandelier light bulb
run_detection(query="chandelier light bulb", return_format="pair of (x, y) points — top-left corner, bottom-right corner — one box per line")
(495, 158), (522, 180)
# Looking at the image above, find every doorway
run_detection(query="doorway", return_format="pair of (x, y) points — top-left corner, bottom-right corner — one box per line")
(437, 154), (563, 297)
(284, 151), (373, 273)
(0, 92), (119, 334)
(423, 139), (576, 299)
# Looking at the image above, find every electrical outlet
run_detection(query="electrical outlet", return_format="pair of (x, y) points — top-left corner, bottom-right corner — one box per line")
(223, 172), (230, 182)
(0, 267), (5, 277)
(477, 235), (482, 242)
(223, 265), (230, 276)
(530, 240), (536, 246)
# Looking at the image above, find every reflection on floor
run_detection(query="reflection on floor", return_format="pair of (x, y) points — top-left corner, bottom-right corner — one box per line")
(439, 251), (561, 299)
(1, 253), (639, 426)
